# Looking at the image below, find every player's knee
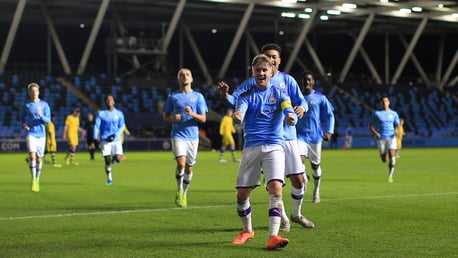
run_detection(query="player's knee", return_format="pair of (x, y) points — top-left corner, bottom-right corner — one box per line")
(311, 163), (320, 170)
(290, 175), (304, 188)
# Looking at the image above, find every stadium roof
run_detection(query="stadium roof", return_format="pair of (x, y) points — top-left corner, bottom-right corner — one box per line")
(0, 0), (457, 88)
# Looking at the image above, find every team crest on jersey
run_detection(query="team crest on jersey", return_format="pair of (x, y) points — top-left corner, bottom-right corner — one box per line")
(189, 97), (197, 103)
(279, 82), (286, 89)
(310, 99), (316, 105)
(269, 96), (277, 104)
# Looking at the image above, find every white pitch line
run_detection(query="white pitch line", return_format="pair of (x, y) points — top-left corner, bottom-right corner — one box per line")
(329, 192), (458, 201)
(1, 192), (456, 221)
(0, 205), (231, 221)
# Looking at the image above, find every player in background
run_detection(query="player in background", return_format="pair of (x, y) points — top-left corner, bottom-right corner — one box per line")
(395, 117), (405, 158)
(296, 70), (335, 203)
(114, 124), (130, 163)
(163, 68), (208, 208)
(63, 107), (86, 165)
(344, 123), (353, 149)
(44, 114), (61, 167)
(231, 54), (295, 250)
(93, 94), (126, 185)
(120, 125), (130, 144)
(218, 108), (240, 163)
(84, 112), (98, 160)
(369, 96), (400, 183)
(218, 43), (313, 231)
(22, 82), (51, 192)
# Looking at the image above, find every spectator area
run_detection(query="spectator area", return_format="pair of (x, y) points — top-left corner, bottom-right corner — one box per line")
(0, 71), (456, 141)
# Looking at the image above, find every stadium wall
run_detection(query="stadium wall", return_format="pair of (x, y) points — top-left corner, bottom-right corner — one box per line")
(326, 137), (458, 149)
(1, 137), (458, 153)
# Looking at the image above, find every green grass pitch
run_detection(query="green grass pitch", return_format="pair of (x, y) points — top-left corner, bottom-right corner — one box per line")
(1, 147), (457, 257)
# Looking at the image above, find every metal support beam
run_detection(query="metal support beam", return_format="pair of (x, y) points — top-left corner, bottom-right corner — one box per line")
(398, 34), (431, 88)
(338, 12), (375, 83)
(385, 32), (390, 85)
(41, 2), (72, 75)
(435, 34), (444, 88)
(0, 0), (26, 72)
(284, 11), (317, 73)
(391, 17), (428, 85)
(245, 31), (260, 56)
(304, 38), (325, 79)
(351, 34), (382, 84)
(217, 3), (254, 80)
(77, 0), (110, 75)
(111, 8), (127, 37)
(285, 45), (308, 72)
(162, 0), (186, 52)
(448, 75), (458, 88)
(245, 31), (259, 78)
(181, 22), (213, 86)
(440, 47), (458, 90)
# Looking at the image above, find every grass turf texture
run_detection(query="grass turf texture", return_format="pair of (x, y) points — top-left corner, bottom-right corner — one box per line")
(1, 148), (457, 257)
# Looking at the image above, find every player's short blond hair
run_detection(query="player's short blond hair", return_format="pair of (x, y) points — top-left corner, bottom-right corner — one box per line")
(177, 68), (192, 79)
(251, 54), (273, 67)
(27, 82), (40, 90)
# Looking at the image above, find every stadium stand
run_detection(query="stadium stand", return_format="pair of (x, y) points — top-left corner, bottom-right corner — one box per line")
(1, 71), (456, 146)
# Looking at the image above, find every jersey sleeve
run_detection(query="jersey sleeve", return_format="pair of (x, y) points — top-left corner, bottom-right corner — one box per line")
(286, 75), (308, 112)
(227, 78), (256, 107)
(321, 97), (335, 134)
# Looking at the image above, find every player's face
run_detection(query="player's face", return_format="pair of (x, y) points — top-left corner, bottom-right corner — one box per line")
(263, 49), (281, 75)
(252, 61), (273, 88)
(106, 95), (115, 108)
(301, 74), (314, 95)
(381, 97), (390, 110)
(28, 86), (39, 100)
(177, 69), (193, 86)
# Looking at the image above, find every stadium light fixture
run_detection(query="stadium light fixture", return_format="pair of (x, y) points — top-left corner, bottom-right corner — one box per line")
(412, 7), (422, 12)
(400, 8), (412, 14)
(281, 12), (296, 18)
(298, 13), (311, 19)
(304, 8), (313, 13)
(342, 3), (357, 9)
(320, 15), (329, 21)
(327, 10), (341, 15)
